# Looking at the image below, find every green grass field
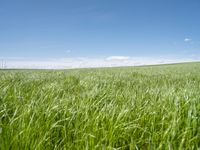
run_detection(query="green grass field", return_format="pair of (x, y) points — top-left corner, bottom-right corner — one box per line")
(0, 62), (200, 149)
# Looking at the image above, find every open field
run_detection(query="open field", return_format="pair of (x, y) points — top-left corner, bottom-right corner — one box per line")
(0, 62), (200, 149)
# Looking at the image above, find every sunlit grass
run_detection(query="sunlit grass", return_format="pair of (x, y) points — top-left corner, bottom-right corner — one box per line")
(0, 62), (200, 149)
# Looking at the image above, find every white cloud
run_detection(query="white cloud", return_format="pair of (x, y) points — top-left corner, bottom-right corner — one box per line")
(184, 38), (192, 42)
(106, 56), (129, 61)
(0, 56), (198, 69)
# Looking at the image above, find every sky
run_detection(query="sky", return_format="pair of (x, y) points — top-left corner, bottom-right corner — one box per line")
(0, 0), (200, 68)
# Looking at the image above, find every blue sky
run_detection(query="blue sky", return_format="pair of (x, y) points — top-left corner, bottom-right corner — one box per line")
(0, 0), (200, 59)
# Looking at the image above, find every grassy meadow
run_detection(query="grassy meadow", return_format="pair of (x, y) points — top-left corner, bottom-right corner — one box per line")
(0, 62), (200, 149)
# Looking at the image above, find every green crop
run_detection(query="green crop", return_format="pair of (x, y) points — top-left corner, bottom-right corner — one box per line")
(0, 62), (200, 149)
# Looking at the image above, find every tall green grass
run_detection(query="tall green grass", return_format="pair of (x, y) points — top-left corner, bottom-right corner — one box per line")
(0, 62), (200, 149)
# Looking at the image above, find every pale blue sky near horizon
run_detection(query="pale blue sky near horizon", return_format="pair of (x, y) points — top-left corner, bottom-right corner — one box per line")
(0, 0), (200, 59)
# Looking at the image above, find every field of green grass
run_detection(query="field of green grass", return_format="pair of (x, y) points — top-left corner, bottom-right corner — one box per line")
(0, 62), (200, 149)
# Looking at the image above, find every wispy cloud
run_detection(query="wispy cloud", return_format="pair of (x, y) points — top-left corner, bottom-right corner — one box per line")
(184, 38), (192, 42)
(0, 56), (198, 69)
(65, 50), (71, 53)
(106, 56), (129, 61)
